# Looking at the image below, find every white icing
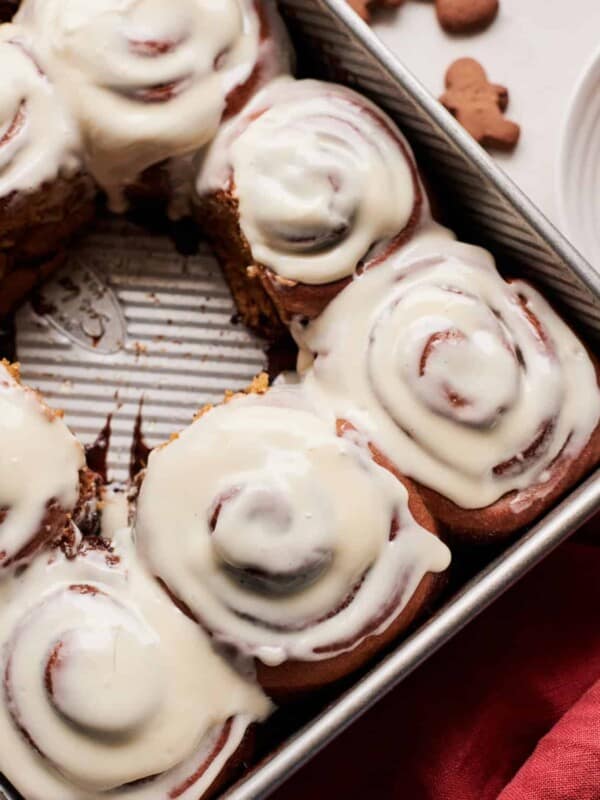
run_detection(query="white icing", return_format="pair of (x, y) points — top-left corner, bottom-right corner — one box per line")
(0, 362), (84, 569)
(16, 0), (290, 210)
(296, 224), (600, 509)
(197, 77), (421, 284)
(0, 25), (82, 198)
(0, 528), (271, 799)
(135, 386), (450, 667)
(99, 485), (130, 538)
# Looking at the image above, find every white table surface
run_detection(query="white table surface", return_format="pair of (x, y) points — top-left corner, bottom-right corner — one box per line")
(372, 0), (600, 243)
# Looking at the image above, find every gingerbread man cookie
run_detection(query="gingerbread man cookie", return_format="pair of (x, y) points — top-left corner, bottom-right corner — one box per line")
(346, 0), (499, 33)
(346, 0), (404, 23)
(440, 58), (520, 150)
(436, 0), (498, 33)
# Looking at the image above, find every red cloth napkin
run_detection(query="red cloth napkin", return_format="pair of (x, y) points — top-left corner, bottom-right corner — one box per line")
(272, 524), (600, 800)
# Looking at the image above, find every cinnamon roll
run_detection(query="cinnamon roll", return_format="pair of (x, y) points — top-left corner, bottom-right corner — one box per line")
(0, 25), (95, 316)
(0, 530), (271, 799)
(195, 77), (424, 337)
(0, 361), (100, 571)
(297, 225), (600, 541)
(16, 0), (291, 211)
(135, 385), (450, 695)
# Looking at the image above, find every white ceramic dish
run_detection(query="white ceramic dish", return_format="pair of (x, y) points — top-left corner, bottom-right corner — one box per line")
(558, 42), (600, 271)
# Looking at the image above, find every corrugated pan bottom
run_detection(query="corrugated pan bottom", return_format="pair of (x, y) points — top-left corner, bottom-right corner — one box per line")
(15, 214), (267, 482)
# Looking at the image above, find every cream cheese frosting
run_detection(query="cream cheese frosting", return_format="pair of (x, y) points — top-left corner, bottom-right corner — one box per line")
(0, 528), (271, 799)
(0, 362), (84, 570)
(134, 385), (450, 667)
(197, 77), (422, 284)
(16, 0), (289, 210)
(0, 25), (82, 198)
(295, 224), (600, 509)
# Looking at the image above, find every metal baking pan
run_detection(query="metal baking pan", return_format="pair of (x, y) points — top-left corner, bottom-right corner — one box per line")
(2, 1), (600, 798)
(222, 1), (600, 796)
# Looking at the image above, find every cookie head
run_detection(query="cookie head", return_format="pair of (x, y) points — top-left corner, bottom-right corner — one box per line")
(436, 0), (499, 33)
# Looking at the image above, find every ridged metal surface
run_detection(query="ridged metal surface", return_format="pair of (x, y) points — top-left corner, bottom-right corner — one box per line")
(16, 216), (266, 481)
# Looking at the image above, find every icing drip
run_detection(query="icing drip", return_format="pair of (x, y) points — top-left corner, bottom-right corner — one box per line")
(296, 225), (600, 509)
(0, 529), (271, 799)
(0, 26), (82, 198)
(0, 362), (84, 570)
(135, 386), (450, 667)
(16, 0), (289, 210)
(197, 77), (421, 284)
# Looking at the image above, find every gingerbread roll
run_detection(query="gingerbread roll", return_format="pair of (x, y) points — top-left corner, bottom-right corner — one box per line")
(135, 385), (450, 696)
(0, 361), (100, 571)
(297, 225), (600, 542)
(16, 0), (291, 212)
(0, 25), (95, 316)
(195, 77), (424, 337)
(0, 531), (271, 799)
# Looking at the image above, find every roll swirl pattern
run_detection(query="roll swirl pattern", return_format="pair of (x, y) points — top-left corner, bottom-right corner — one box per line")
(135, 386), (450, 680)
(16, 0), (290, 208)
(0, 25), (81, 199)
(0, 531), (271, 799)
(297, 226), (600, 520)
(0, 361), (85, 571)
(197, 77), (423, 286)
